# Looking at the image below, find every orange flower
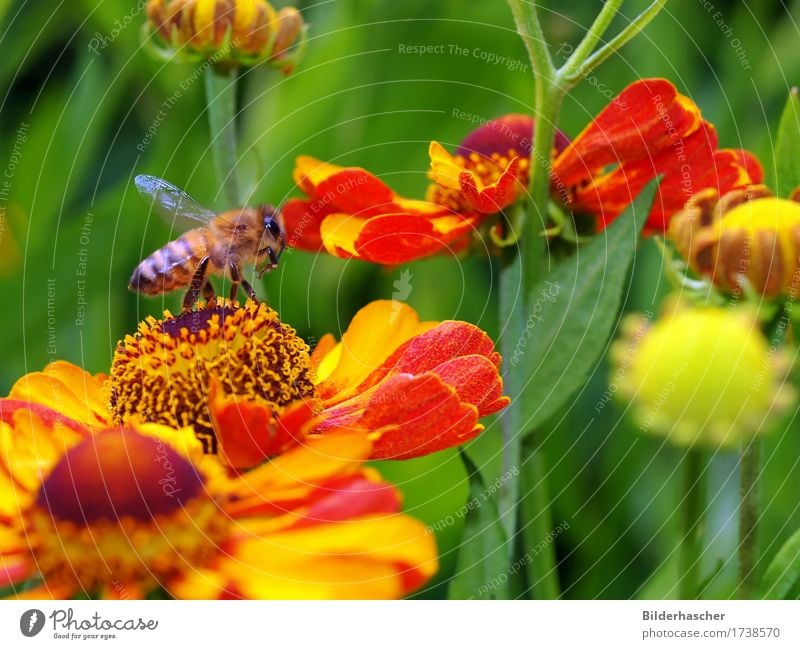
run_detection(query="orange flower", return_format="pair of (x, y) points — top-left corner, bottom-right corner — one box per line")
(283, 79), (763, 264)
(11, 300), (508, 468)
(551, 78), (763, 232)
(0, 401), (436, 599)
(281, 157), (480, 264)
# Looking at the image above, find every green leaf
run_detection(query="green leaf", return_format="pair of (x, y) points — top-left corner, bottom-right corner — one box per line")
(514, 179), (658, 432)
(448, 451), (510, 599)
(760, 526), (800, 599)
(775, 88), (800, 198)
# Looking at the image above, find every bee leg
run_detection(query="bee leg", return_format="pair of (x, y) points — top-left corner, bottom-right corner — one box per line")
(229, 262), (258, 303)
(183, 256), (210, 313)
(267, 246), (280, 270)
(202, 280), (216, 306)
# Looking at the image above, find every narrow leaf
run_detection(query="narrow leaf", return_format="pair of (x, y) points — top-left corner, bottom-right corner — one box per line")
(448, 451), (510, 599)
(775, 88), (800, 198)
(515, 179), (658, 432)
(760, 526), (800, 599)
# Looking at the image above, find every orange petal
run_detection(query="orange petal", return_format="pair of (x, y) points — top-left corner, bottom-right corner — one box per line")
(429, 141), (465, 190)
(225, 432), (371, 516)
(291, 475), (401, 528)
(293, 155), (345, 193)
(219, 515), (437, 599)
(314, 300), (433, 404)
(432, 355), (510, 417)
(210, 382), (313, 471)
(282, 198), (327, 251)
(353, 212), (478, 264)
(8, 361), (109, 427)
(553, 78), (703, 188)
(313, 168), (397, 217)
(362, 373), (482, 460)
(458, 156), (522, 213)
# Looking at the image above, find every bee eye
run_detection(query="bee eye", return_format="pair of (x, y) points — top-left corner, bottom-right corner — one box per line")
(264, 215), (282, 241)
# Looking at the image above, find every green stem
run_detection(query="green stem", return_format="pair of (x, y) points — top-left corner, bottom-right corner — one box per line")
(678, 449), (705, 599)
(738, 439), (761, 598)
(560, 0), (624, 78)
(561, 0), (669, 87)
(204, 66), (241, 206)
(520, 436), (561, 599)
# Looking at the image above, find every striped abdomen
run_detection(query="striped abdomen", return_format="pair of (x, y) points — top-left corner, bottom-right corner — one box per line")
(129, 231), (208, 296)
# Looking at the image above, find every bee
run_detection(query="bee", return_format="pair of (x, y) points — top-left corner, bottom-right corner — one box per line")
(129, 175), (285, 311)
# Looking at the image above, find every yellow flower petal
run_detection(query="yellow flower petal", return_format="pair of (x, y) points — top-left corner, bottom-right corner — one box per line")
(428, 141), (463, 190)
(313, 300), (435, 402)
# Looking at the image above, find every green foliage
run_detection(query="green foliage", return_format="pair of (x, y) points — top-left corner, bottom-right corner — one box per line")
(775, 88), (800, 198)
(2, 0), (800, 600)
(760, 526), (800, 599)
(514, 179), (656, 433)
(448, 452), (510, 599)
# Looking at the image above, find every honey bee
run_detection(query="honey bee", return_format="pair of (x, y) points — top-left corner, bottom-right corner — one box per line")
(129, 175), (285, 311)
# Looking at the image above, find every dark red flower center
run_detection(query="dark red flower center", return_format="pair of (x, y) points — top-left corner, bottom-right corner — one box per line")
(456, 114), (569, 159)
(37, 430), (204, 524)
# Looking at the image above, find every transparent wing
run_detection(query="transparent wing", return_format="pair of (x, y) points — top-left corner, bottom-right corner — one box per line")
(135, 174), (217, 228)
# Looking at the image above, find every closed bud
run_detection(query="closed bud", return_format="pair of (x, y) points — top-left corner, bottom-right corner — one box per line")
(669, 185), (800, 298)
(145, 0), (306, 70)
(612, 301), (793, 448)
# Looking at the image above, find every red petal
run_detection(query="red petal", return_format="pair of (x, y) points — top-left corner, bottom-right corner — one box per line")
(211, 386), (313, 470)
(353, 213), (477, 265)
(0, 399), (90, 436)
(0, 558), (32, 589)
(431, 355), (510, 417)
(353, 320), (501, 395)
(315, 169), (396, 217)
(459, 157), (522, 213)
(363, 373), (481, 460)
(291, 476), (401, 528)
(282, 198), (327, 251)
(553, 78), (702, 187)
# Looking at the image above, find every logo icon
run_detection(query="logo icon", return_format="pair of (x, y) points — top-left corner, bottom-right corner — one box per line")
(20, 609), (45, 637)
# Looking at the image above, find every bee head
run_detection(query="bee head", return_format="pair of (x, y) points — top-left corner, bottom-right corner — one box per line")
(256, 206), (286, 279)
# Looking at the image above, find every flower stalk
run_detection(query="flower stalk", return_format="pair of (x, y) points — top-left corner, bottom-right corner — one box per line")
(502, 0), (669, 598)
(737, 439), (761, 598)
(205, 66), (242, 206)
(678, 449), (706, 599)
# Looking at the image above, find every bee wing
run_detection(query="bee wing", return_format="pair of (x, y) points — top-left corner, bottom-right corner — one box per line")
(135, 174), (217, 229)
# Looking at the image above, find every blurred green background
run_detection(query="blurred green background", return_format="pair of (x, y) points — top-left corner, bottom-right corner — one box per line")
(1, 0), (800, 598)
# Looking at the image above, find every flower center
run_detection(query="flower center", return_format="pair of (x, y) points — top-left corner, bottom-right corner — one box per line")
(108, 300), (316, 452)
(29, 430), (229, 594)
(38, 430), (203, 522)
(427, 150), (530, 213)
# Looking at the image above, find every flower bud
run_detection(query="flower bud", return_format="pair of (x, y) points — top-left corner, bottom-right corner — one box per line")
(669, 185), (800, 298)
(612, 302), (793, 448)
(145, 0), (306, 70)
